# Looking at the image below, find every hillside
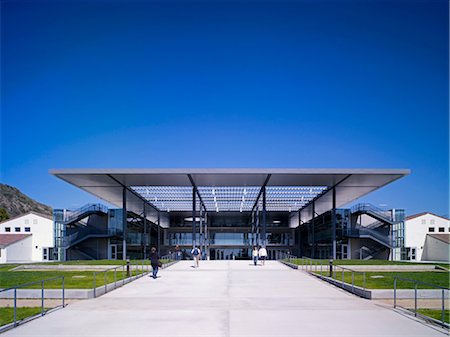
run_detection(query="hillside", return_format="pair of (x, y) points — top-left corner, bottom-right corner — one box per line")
(0, 183), (53, 218)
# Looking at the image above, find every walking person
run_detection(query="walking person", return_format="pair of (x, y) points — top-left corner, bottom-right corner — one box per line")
(258, 246), (267, 266)
(191, 246), (201, 268)
(252, 246), (259, 266)
(149, 247), (160, 279)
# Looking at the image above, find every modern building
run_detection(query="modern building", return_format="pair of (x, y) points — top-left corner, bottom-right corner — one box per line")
(0, 212), (54, 263)
(403, 212), (450, 262)
(50, 168), (410, 261)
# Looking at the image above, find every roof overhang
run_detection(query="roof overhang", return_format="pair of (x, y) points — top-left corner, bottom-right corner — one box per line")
(49, 168), (410, 223)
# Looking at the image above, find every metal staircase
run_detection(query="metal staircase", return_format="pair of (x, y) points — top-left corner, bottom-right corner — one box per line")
(348, 226), (392, 248)
(351, 203), (394, 225)
(63, 203), (108, 226)
(359, 245), (387, 260)
(63, 228), (119, 249)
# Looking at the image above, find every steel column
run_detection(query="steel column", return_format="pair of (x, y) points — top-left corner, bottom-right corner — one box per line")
(122, 187), (127, 260)
(312, 200), (315, 259)
(332, 187), (337, 259)
(262, 186), (266, 247)
(298, 210), (302, 257)
(157, 211), (161, 256)
(143, 203), (147, 260)
(192, 187), (196, 247)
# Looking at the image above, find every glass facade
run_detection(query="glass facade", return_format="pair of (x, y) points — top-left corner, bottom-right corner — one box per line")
(54, 201), (405, 261)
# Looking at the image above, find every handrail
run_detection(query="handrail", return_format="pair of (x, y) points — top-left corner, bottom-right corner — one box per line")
(0, 276), (65, 329)
(92, 260), (150, 298)
(63, 228), (120, 247)
(279, 254), (367, 293)
(351, 203), (393, 223)
(278, 254), (448, 328)
(393, 276), (449, 327)
(349, 226), (392, 247)
(159, 252), (178, 268)
(63, 203), (108, 224)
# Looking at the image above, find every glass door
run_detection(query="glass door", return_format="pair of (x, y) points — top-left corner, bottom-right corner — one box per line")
(110, 244), (118, 260)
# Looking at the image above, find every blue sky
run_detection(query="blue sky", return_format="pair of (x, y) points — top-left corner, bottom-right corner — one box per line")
(1, 0), (448, 216)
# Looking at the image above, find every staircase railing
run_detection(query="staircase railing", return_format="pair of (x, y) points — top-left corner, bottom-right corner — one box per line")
(366, 220), (386, 229)
(350, 226), (392, 247)
(351, 203), (393, 223)
(63, 203), (108, 224)
(63, 228), (119, 248)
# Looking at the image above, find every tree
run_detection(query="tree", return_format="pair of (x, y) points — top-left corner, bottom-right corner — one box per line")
(0, 208), (10, 221)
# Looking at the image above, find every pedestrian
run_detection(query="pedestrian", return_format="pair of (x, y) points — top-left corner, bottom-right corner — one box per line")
(258, 246), (267, 266)
(191, 246), (201, 268)
(149, 247), (160, 279)
(252, 246), (259, 266)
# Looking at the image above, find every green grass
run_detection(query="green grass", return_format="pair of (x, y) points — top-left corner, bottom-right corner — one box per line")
(285, 258), (449, 267)
(312, 270), (450, 289)
(0, 307), (44, 326)
(0, 264), (19, 272)
(0, 268), (148, 289)
(34, 259), (152, 266)
(416, 309), (450, 324)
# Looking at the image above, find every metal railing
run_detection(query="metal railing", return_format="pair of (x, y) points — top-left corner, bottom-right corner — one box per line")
(63, 203), (108, 224)
(351, 203), (393, 223)
(279, 254), (367, 295)
(394, 276), (449, 327)
(279, 254), (449, 327)
(350, 226), (392, 247)
(159, 252), (178, 268)
(92, 260), (149, 298)
(62, 228), (119, 248)
(0, 276), (65, 329)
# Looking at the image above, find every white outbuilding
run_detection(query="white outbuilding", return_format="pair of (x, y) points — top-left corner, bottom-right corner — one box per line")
(403, 212), (450, 262)
(0, 212), (54, 263)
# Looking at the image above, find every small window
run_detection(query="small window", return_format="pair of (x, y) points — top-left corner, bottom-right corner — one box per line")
(430, 219), (435, 225)
(24, 219), (29, 225)
(25, 227), (31, 232)
(5, 227), (11, 232)
(429, 227), (435, 232)
(411, 248), (416, 260)
(421, 219), (426, 225)
(14, 227), (21, 232)
(33, 219), (38, 224)
(438, 227), (445, 232)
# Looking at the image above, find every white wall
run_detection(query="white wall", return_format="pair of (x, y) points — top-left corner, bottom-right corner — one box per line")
(0, 213), (54, 262)
(0, 247), (6, 263)
(422, 236), (450, 262)
(404, 213), (450, 261)
(4, 236), (33, 262)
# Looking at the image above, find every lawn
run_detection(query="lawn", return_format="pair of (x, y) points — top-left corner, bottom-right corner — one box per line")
(0, 268), (148, 289)
(0, 257), (177, 289)
(34, 259), (152, 266)
(312, 270), (450, 289)
(285, 258), (449, 267)
(0, 307), (43, 326)
(416, 309), (450, 324)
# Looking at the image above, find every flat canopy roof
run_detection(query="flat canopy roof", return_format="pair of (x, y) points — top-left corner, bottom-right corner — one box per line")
(50, 168), (409, 222)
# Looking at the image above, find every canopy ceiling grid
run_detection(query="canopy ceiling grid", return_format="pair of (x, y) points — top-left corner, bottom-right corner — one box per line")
(50, 169), (410, 223)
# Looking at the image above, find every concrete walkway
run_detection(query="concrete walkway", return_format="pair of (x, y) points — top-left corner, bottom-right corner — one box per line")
(3, 261), (447, 337)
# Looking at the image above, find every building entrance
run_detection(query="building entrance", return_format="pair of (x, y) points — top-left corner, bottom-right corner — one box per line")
(210, 248), (250, 260)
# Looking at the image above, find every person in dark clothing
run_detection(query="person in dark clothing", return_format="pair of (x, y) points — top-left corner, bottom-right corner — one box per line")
(149, 247), (160, 279)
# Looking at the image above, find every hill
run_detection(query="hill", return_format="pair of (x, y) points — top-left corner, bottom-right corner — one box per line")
(0, 183), (53, 219)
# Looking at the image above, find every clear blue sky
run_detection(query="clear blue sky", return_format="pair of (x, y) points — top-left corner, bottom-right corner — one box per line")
(1, 0), (448, 216)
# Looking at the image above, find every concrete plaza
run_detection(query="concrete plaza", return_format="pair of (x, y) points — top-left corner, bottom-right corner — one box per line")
(3, 261), (447, 337)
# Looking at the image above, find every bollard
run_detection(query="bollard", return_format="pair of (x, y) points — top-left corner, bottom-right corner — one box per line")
(14, 288), (17, 326)
(126, 259), (130, 277)
(62, 277), (65, 308)
(329, 259), (333, 277)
